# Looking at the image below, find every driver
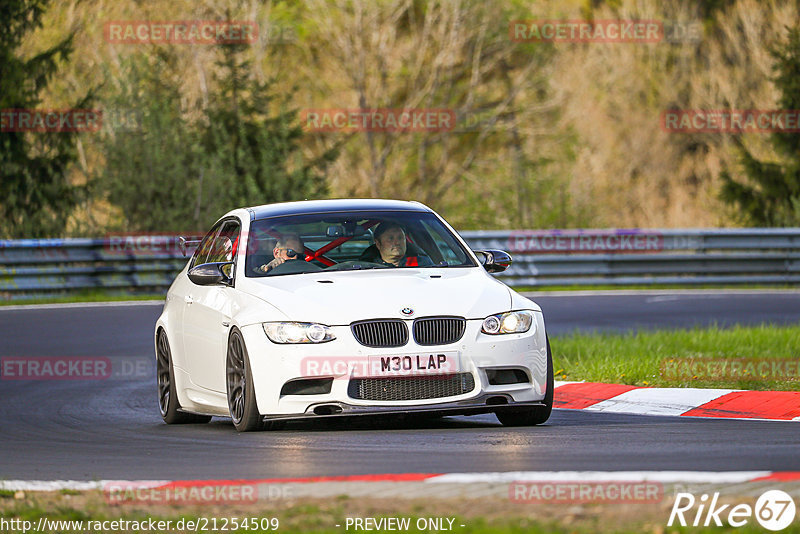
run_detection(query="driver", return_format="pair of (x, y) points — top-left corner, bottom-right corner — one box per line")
(257, 233), (304, 273)
(371, 223), (432, 267)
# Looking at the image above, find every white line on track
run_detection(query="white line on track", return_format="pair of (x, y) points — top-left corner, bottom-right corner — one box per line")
(428, 471), (773, 484)
(0, 480), (168, 491)
(521, 289), (800, 297)
(0, 300), (163, 312)
(0, 472), (781, 491)
(3, 290), (796, 310)
(584, 388), (736, 416)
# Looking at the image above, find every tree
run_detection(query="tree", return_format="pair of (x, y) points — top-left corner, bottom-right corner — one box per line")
(201, 44), (337, 212)
(0, 0), (91, 238)
(100, 42), (337, 233)
(301, 0), (566, 229)
(100, 52), (209, 232)
(720, 25), (800, 226)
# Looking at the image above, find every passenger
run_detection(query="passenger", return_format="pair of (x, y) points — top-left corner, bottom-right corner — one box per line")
(257, 234), (304, 273)
(369, 223), (432, 267)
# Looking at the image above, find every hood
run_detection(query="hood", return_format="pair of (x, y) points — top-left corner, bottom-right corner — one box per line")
(239, 267), (512, 325)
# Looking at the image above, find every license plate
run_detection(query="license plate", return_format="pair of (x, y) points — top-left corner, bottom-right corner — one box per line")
(365, 352), (460, 377)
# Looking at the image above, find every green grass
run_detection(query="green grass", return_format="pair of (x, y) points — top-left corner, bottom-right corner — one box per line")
(0, 503), (617, 534)
(4, 503), (800, 534)
(0, 290), (164, 306)
(515, 283), (798, 292)
(5, 491), (800, 534)
(1, 284), (793, 307)
(551, 324), (800, 390)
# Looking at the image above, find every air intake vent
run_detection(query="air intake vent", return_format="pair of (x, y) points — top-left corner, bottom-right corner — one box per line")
(348, 373), (475, 401)
(280, 377), (333, 396)
(413, 316), (466, 346)
(351, 320), (409, 348)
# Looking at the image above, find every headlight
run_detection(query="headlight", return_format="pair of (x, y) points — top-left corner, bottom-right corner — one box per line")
(481, 311), (534, 335)
(263, 322), (336, 344)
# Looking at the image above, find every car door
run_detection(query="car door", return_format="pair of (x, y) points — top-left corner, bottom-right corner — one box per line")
(182, 219), (240, 393)
(169, 224), (218, 373)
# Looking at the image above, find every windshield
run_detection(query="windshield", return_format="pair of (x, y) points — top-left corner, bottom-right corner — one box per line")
(244, 210), (476, 277)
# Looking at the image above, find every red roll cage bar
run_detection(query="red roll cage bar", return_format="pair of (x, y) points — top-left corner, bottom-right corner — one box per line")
(250, 220), (381, 268)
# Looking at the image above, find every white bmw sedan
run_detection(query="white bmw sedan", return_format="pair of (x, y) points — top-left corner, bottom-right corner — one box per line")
(155, 199), (552, 431)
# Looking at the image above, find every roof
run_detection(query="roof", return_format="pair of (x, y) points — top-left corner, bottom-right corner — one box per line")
(246, 199), (431, 221)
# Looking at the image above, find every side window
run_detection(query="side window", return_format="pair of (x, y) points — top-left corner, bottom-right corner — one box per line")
(421, 220), (464, 265)
(190, 224), (223, 268)
(207, 221), (240, 263)
(189, 219), (240, 268)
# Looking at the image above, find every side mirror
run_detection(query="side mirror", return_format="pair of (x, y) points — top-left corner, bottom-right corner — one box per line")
(474, 249), (512, 273)
(188, 262), (234, 286)
(178, 236), (202, 258)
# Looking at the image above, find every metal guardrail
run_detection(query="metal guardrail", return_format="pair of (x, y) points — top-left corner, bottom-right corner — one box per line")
(0, 236), (189, 297)
(0, 229), (799, 299)
(464, 228), (800, 286)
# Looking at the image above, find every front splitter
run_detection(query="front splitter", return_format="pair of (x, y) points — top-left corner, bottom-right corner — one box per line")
(262, 395), (546, 422)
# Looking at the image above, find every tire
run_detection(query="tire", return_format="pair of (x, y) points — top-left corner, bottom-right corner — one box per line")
(496, 335), (554, 427)
(156, 329), (212, 424)
(226, 329), (284, 432)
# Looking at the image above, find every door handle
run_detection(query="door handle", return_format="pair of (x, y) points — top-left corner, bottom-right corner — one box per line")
(184, 295), (194, 305)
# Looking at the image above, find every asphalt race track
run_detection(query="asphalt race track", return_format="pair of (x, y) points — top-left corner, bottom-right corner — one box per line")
(533, 290), (800, 334)
(1, 291), (798, 480)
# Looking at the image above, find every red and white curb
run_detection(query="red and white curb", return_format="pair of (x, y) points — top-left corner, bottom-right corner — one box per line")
(428, 471), (800, 484)
(2, 471), (800, 492)
(554, 381), (800, 421)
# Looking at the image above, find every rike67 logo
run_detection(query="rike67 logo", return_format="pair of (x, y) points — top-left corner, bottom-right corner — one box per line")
(668, 490), (796, 531)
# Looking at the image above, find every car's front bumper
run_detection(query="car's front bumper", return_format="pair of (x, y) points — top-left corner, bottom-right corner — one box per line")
(261, 396), (548, 422)
(240, 311), (549, 419)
